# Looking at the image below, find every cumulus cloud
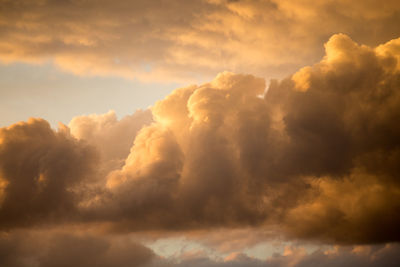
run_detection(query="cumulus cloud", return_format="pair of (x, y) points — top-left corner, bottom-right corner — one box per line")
(1, 34), (400, 246)
(86, 34), (400, 244)
(69, 109), (152, 173)
(1, 0), (400, 81)
(0, 118), (97, 229)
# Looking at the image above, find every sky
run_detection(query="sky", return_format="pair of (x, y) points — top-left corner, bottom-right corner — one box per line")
(1, 0), (400, 266)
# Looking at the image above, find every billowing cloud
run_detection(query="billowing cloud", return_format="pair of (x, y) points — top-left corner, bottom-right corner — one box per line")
(1, 34), (400, 246)
(88, 34), (400, 244)
(1, 0), (400, 81)
(0, 110), (153, 230)
(0, 118), (97, 228)
(69, 109), (153, 173)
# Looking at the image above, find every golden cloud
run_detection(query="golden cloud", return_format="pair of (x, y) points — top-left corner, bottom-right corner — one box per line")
(1, 34), (400, 245)
(1, 0), (400, 81)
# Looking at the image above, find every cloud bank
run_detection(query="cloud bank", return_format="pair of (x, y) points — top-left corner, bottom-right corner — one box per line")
(169, 244), (400, 267)
(1, 0), (400, 81)
(1, 34), (400, 249)
(1, 230), (400, 267)
(0, 230), (154, 267)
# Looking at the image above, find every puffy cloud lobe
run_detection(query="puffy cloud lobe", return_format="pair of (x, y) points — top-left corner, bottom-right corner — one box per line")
(101, 125), (184, 228)
(269, 34), (400, 243)
(98, 72), (272, 229)
(0, 118), (97, 228)
(69, 109), (153, 173)
(1, 0), (400, 81)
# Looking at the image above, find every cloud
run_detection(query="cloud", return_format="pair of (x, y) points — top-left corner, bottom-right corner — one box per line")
(87, 34), (400, 244)
(1, 229), (399, 267)
(1, 0), (400, 81)
(1, 34), (400, 246)
(160, 244), (400, 267)
(0, 110), (152, 229)
(263, 244), (400, 267)
(68, 109), (153, 173)
(0, 230), (154, 267)
(0, 118), (97, 229)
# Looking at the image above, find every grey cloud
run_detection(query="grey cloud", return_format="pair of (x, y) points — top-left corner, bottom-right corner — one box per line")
(0, 230), (154, 267)
(1, 230), (399, 267)
(157, 244), (400, 267)
(0, 118), (98, 228)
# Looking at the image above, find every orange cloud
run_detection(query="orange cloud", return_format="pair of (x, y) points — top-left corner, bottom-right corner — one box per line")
(1, 0), (400, 81)
(1, 34), (400, 246)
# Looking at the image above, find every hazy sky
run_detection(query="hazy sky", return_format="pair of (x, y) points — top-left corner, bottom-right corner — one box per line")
(1, 1), (400, 267)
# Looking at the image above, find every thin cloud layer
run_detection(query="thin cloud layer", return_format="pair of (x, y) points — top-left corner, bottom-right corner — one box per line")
(2, 230), (399, 267)
(1, 0), (400, 81)
(0, 230), (154, 267)
(1, 34), (400, 246)
(169, 244), (400, 267)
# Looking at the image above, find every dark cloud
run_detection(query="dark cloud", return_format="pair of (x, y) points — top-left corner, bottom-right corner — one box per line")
(0, 230), (154, 267)
(0, 118), (97, 229)
(270, 34), (400, 243)
(1, 230), (399, 267)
